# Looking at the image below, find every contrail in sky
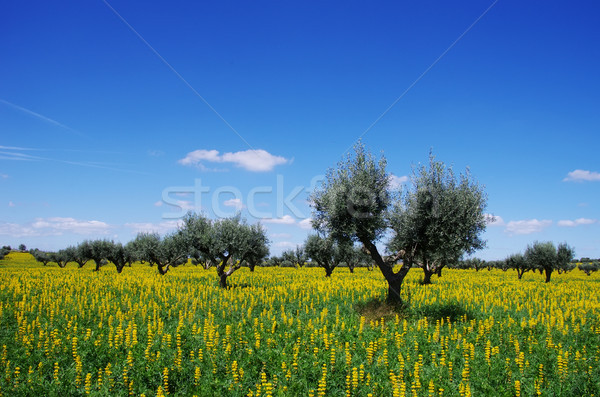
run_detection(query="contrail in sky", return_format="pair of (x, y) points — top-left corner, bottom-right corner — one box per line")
(0, 98), (87, 138)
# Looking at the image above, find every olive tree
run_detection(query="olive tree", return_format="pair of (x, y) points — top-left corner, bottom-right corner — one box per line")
(525, 241), (575, 283)
(505, 253), (530, 280)
(579, 262), (599, 276)
(190, 250), (215, 270)
(0, 247), (10, 261)
(74, 239), (112, 271)
(243, 223), (270, 272)
(181, 213), (269, 288)
(266, 255), (284, 267)
(281, 249), (297, 266)
(106, 242), (133, 273)
(49, 251), (69, 268)
(311, 142), (489, 303)
(304, 234), (340, 277)
(336, 241), (370, 273)
(279, 246), (308, 269)
(388, 154), (488, 285)
(459, 258), (487, 272)
(129, 232), (188, 275)
(61, 244), (89, 268)
(30, 249), (52, 266)
(311, 142), (409, 301)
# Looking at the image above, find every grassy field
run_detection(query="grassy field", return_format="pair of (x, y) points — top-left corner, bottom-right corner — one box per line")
(0, 252), (599, 396)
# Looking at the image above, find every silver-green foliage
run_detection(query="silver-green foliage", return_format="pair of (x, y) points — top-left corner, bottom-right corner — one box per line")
(524, 241), (575, 282)
(388, 153), (488, 284)
(311, 142), (489, 301)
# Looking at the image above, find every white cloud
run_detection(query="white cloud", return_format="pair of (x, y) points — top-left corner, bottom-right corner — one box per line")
(389, 174), (408, 189)
(274, 241), (296, 249)
(0, 217), (111, 237)
(224, 198), (245, 210)
(0, 173), (8, 179)
(125, 220), (182, 235)
(34, 217), (111, 235)
(262, 215), (296, 225)
(485, 214), (504, 226)
(0, 223), (39, 237)
(299, 218), (313, 230)
(557, 218), (597, 227)
(165, 200), (200, 212)
(154, 200), (163, 207)
(563, 169), (600, 182)
(179, 149), (289, 172)
(179, 149), (221, 165)
(270, 233), (292, 239)
(8, 201), (15, 207)
(505, 219), (552, 235)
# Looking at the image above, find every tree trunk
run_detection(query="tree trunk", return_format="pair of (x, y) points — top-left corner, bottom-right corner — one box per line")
(517, 269), (523, 280)
(362, 240), (409, 304)
(422, 267), (434, 285)
(436, 267), (443, 278)
(387, 276), (404, 304)
(249, 263), (256, 272)
(544, 268), (552, 283)
(348, 265), (354, 273)
(324, 265), (332, 277)
(157, 264), (169, 275)
(219, 273), (228, 288)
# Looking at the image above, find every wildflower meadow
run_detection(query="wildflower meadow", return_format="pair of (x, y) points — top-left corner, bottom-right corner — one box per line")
(0, 252), (599, 396)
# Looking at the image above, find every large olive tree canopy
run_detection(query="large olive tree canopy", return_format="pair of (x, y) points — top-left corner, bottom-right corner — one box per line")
(311, 142), (489, 302)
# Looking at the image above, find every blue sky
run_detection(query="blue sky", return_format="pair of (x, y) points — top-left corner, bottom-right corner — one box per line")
(1, 0), (599, 260)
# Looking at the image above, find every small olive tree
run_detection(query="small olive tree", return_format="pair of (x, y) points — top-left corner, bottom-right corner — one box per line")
(0, 247), (10, 261)
(304, 234), (339, 277)
(524, 241), (575, 283)
(579, 262), (599, 276)
(106, 242), (134, 273)
(505, 253), (530, 280)
(30, 249), (52, 266)
(60, 244), (89, 268)
(49, 250), (69, 268)
(76, 239), (113, 271)
(336, 241), (370, 273)
(129, 232), (188, 275)
(181, 213), (269, 288)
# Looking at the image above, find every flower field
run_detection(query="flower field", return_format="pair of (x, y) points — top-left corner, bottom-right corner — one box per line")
(0, 252), (599, 396)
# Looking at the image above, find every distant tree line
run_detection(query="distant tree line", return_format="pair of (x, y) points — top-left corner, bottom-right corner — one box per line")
(26, 213), (269, 288)
(447, 241), (586, 282)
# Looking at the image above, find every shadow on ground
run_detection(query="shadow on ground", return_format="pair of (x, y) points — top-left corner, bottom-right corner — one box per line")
(412, 301), (473, 322)
(357, 298), (473, 323)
